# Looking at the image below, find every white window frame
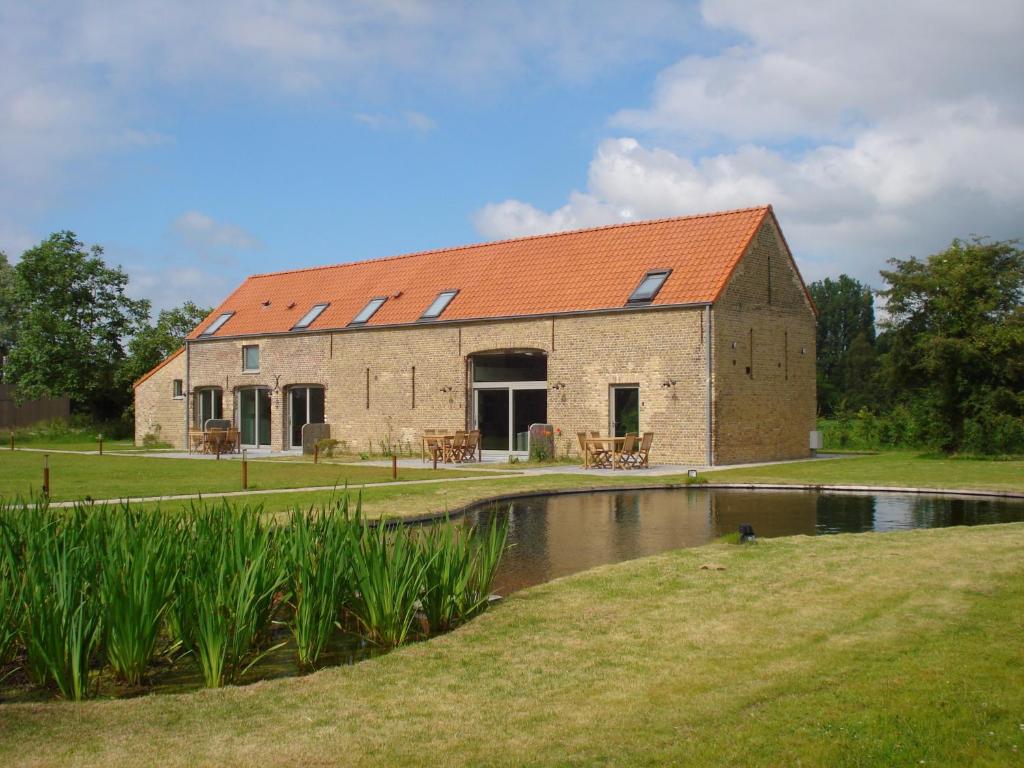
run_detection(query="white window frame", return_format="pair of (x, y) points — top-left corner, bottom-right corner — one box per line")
(242, 344), (260, 372)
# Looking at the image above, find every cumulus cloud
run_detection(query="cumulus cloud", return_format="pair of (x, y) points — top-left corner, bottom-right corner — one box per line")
(172, 211), (262, 260)
(476, 0), (1024, 286)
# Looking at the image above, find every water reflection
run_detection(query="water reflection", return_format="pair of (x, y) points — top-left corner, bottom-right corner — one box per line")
(464, 488), (1024, 596)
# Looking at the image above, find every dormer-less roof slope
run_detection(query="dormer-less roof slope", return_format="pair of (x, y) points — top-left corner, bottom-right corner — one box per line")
(189, 205), (782, 340)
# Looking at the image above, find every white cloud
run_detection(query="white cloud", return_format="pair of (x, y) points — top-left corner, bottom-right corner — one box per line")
(354, 110), (437, 133)
(476, 0), (1024, 286)
(172, 211), (262, 256)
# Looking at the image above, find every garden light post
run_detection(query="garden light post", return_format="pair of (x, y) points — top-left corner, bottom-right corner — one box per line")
(42, 454), (50, 497)
(392, 453), (397, 480)
(98, 434), (103, 456)
(313, 444), (319, 464)
(9, 432), (13, 451)
(242, 449), (248, 490)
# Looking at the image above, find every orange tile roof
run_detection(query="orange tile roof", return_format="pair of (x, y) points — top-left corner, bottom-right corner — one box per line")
(132, 347), (183, 389)
(188, 205), (779, 339)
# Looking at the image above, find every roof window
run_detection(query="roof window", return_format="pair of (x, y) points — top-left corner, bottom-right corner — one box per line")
(419, 290), (458, 320)
(292, 303), (329, 330)
(349, 297), (387, 325)
(627, 270), (671, 304)
(199, 312), (234, 336)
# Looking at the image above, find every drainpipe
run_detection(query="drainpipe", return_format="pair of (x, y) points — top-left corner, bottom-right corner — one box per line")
(183, 340), (191, 450)
(705, 305), (713, 467)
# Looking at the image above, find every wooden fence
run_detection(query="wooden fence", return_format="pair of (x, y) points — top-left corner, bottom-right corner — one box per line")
(0, 384), (70, 429)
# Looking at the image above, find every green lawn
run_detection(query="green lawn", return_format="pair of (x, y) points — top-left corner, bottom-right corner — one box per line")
(104, 451), (1024, 520)
(2, 523), (1021, 766)
(705, 450), (1024, 492)
(0, 451), (506, 502)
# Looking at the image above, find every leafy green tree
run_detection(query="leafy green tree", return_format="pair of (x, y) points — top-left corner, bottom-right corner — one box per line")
(0, 251), (16, 368)
(879, 237), (1024, 453)
(5, 232), (150, 419)
(807, 275), (877, 415)
(120, 301), (210, 388)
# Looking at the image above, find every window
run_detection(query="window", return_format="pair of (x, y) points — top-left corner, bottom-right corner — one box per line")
(627, 270), (671, 304)
(350, 297), (387, 325)
(242, 345), (260, 371)
(200, 312), (234, 336)
(420, 290), (458, 320)
(172, 379), (183, 398)
(195, 388), (223, 427)
(293, 303), (329, 330)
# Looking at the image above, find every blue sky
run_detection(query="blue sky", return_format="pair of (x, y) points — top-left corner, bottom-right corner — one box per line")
(2, 1), (1022, 314)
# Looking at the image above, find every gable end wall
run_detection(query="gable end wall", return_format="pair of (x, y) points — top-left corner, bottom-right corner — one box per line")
(713, 217), (816, 464)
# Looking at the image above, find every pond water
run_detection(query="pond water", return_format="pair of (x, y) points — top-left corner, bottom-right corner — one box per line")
(463, 488), (1024, 595)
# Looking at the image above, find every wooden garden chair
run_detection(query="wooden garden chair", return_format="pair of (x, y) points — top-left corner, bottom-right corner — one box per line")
(223, 427), (239, 454)
(423, 431), (442, 462)
(188, 429), (204, 454)
(618, 433), (638, 468)
(461, 430), (480, 462)
(634, 432), (654, 468)
(447, 431), (467, 463)
(579, 431), (611, 468)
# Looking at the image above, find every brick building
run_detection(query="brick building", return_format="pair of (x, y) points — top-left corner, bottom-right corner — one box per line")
(133, 205), (816, 465)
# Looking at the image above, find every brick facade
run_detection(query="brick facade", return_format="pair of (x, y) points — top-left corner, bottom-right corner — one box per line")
(133, 350), (185, 446)
(135, 217), (816, 465)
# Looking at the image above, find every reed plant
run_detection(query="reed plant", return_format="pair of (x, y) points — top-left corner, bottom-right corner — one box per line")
(98, 506), (181, 685)
(177, 502), (287, 687)
(285, 500), (355, 669)
(21, 505), (104, 700)
(0, 512), (25, 669)
(466, 513), (509, 617)
(418, 519), (475, 634)
(349, 522), (429, 648)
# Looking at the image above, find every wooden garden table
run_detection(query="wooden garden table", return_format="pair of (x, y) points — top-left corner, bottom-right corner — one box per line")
(583, 436), (626, 469)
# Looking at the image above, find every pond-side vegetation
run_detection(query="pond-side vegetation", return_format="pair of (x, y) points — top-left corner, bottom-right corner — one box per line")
(0, 498), (507, 701)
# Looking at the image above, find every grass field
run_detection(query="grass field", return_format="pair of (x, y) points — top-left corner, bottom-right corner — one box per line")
(0, 451), (505, 502)
(87, 451), (1024, 519)
(2, 522), (1021, 766)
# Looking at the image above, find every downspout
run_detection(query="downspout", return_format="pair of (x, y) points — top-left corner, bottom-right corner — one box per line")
(705, 305), (714, 467)
(183, 340), (191, 450)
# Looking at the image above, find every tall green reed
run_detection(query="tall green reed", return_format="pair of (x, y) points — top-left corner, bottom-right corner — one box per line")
(0, 509), (25, 669)
(98, 506), (181, 685)
(349, 521), (429, 648)
(466, 513), (510, 617)
(21, 504), (104, 700)
(285, 499), (355, 669)
(178, 502), (287, 687)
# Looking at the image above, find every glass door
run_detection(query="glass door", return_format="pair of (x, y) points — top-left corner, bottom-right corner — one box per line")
(237, 388), (272, 447)
(513, 389), (547, 452)
(476, 389), (510, 451)
(289, 386), (325, 448)
(611, 386), (640, 437)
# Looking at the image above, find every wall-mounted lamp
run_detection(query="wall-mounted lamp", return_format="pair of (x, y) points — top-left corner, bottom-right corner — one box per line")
(272, 375), (281, 394)
(660, 378), (678, 388)
(551, 382), (566, 391)
(439, 385), (453, 394)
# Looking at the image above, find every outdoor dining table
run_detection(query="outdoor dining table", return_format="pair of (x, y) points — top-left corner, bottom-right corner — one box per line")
(582, 436), (627, 469)
(421, 433), (456, 461)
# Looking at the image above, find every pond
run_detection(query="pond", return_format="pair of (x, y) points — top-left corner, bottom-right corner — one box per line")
(463, 488), (1024, 595)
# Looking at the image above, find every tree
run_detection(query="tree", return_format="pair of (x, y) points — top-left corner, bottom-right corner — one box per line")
(120, 301), (210, 388)
(0, 251), (16, 369)
(5, 232), (150, 419)
(807, 275), (877, 415)
(879, 237), (1024, 453)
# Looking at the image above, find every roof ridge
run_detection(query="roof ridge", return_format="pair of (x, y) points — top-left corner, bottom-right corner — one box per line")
(247, 205), (772, 281)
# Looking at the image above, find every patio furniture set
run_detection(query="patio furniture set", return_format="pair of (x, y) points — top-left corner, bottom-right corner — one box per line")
(578, 431), (654, 469)
(421, 429), (482, 463)
(188, 427), (240, 455)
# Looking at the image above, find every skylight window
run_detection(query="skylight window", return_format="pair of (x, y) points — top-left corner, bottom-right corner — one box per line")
(349, 297), (387, 325)
(419, 290), (458, 320)
(200, 312), (234, 336)
(292, 303), (329, 330)
(627, 270), (671, 304)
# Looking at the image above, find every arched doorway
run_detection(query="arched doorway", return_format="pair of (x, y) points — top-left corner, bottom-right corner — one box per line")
(470, 351), (547, 457)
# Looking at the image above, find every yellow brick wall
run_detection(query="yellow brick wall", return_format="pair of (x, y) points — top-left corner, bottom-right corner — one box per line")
(133, 353), (186, 447)
(161, 308), (712, 463)
(712, 217), (817, 464)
